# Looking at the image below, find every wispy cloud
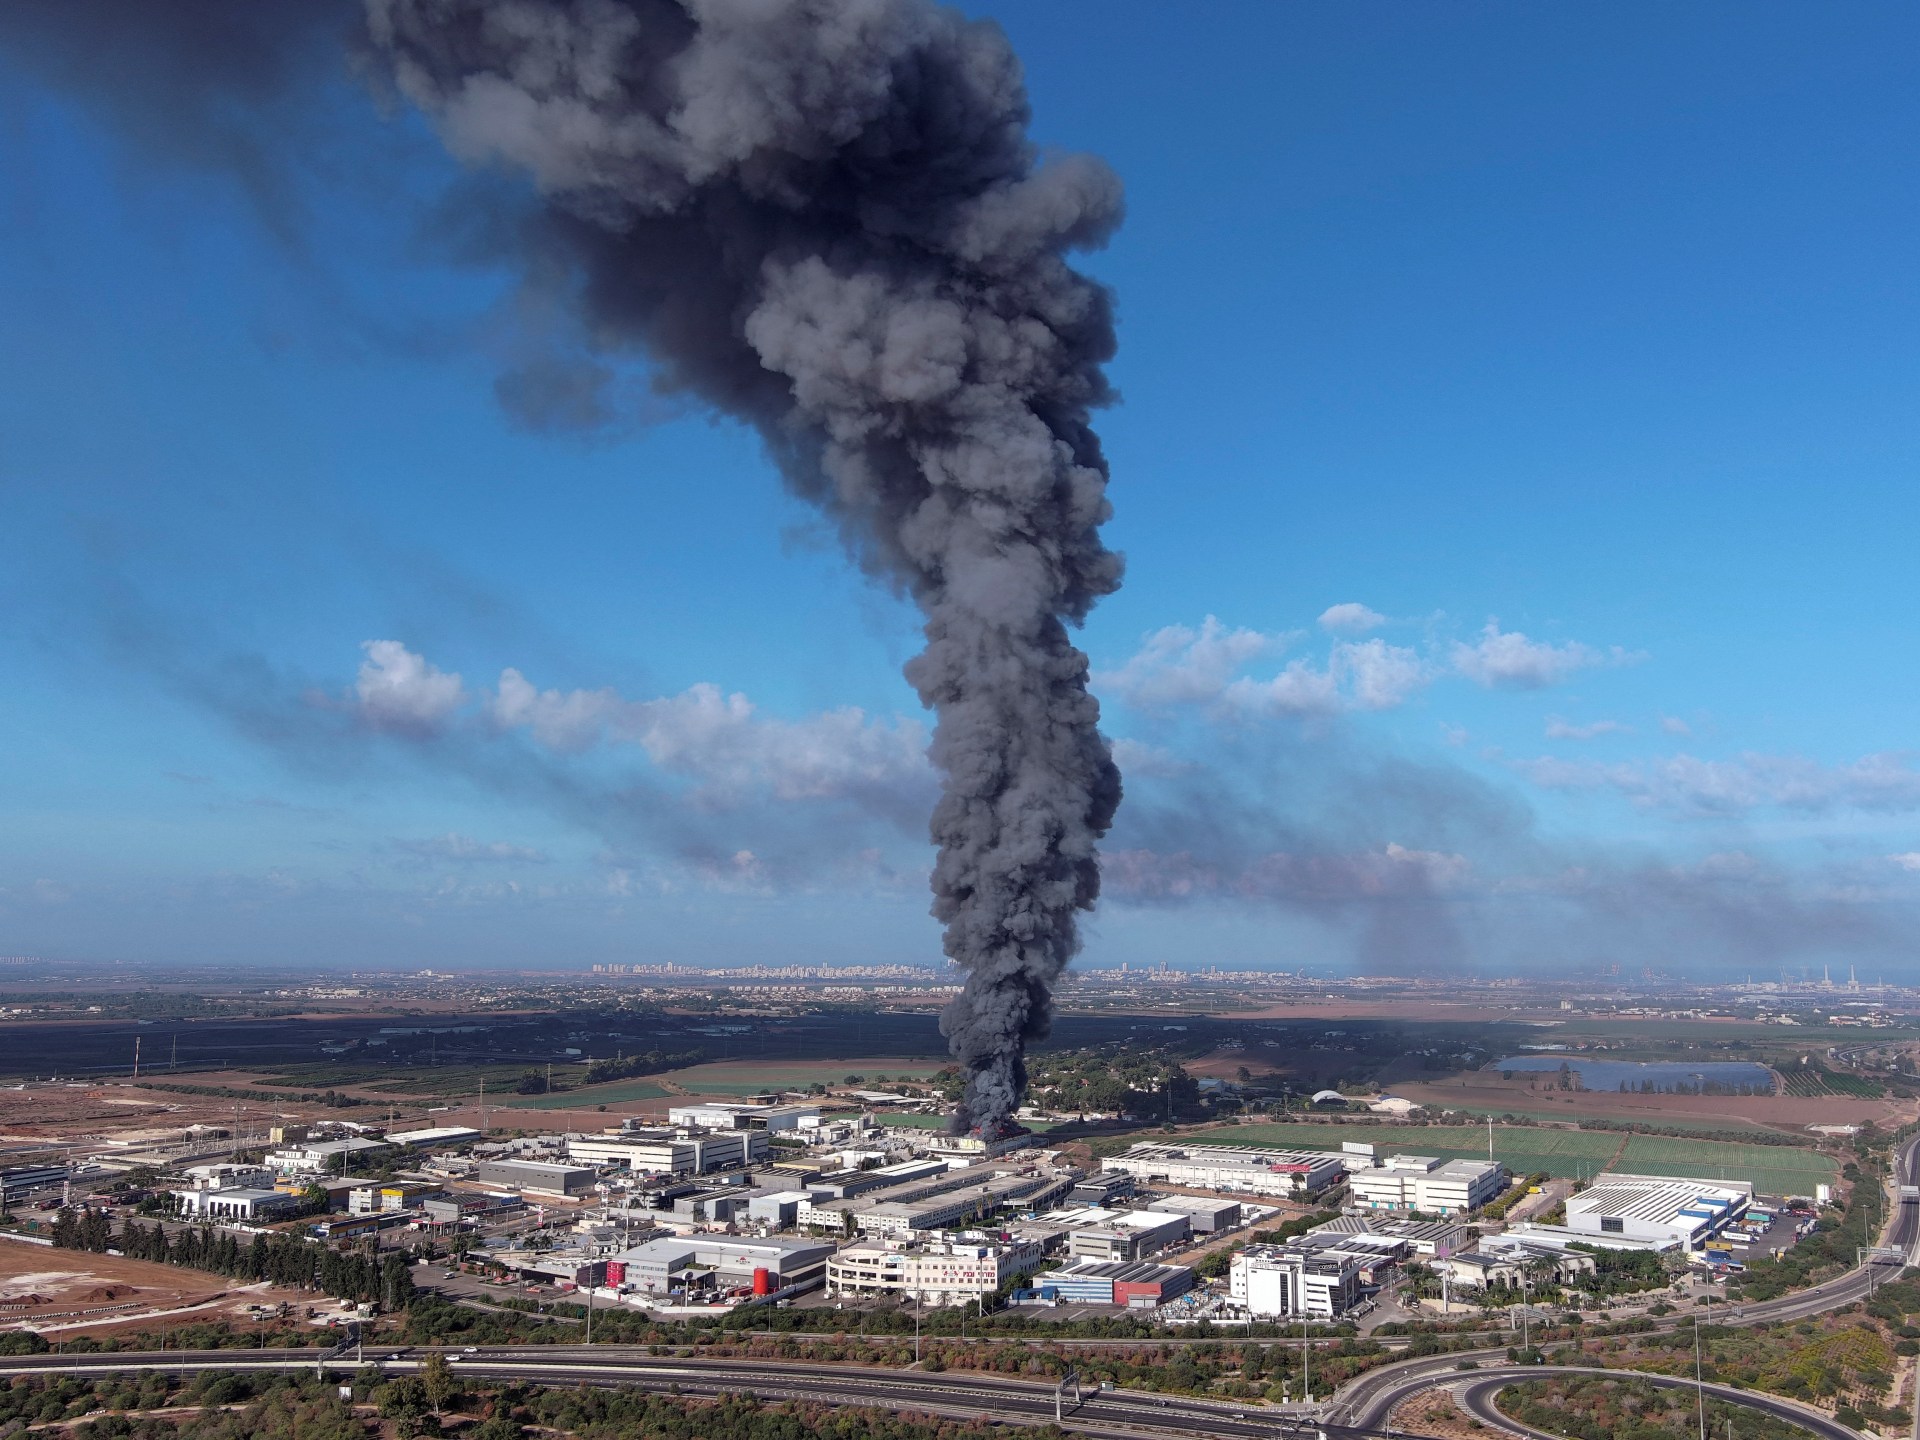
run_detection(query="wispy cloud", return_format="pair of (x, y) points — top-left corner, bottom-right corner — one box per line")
(1102, 610), (1629, 717)
(1545, 716), (1630, 741)
(396, 833), (549, 864)
(1451, 621), (1638, 690)
(1517, 750), (1920, 816)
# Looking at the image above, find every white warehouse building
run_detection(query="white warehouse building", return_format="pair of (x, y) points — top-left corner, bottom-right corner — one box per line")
(1347, 1155), (1506, 1216)
(1563, 1174), (1752, 1249)
(1100, 1142), (1345, 1199)
(567, 1129), (768, 1175)
(827, 1232), (1047, 1306)
(666, 1102), (820, 1133)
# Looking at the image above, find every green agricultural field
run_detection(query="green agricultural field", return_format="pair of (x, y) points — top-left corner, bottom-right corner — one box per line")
(502, 1078), (672, 1109)
(1423, 1098), (1772, 1133)
(1173, 1122), (1623, 1180)
(1612, 1133), (1837, 1197)
(661, 1058), (948, 1096)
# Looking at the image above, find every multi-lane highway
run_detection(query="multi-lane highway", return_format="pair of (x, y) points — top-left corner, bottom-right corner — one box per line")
(0, 1345), (1393, 1440)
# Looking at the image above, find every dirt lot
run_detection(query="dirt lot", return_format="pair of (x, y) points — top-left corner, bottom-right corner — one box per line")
(1397, 1073), (1915, 1134)
(0, 1238), (309, 1338)
(0, 1079), (389, 1159)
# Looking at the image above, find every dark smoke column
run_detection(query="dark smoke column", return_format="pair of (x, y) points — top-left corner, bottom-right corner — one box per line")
(365, 0), (1122, 1135)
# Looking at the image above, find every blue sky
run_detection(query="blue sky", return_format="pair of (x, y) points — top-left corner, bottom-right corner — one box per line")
(3, 2), (1919, 976)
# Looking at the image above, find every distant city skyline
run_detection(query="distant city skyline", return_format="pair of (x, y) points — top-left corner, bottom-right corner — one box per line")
(4, 5), (1920, 975)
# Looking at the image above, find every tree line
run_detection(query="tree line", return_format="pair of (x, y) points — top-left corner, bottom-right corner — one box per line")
(49, 1209), (414, 1308)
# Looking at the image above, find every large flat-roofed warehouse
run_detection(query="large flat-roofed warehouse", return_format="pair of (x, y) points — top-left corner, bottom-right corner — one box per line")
(667, 1101), (820, 1133)
(1036, 1259), (1195, 1308)
(568, 1130), (768, 1175)
(1347, 1154), (1506, 1216)
(796, 1162), (988, 1229)
(1143, 1193), (1242, 1233)
(0, 1165), (67, 1204)
(1100, 1142), (1344, 1198)
(1564, 1174), (1752, 1249)
(385, 1126), (483, 1150)
(854, 1172), (1068, 1235)
(612, 1234), (833, 1299)
(474, 1159), (598, 1196)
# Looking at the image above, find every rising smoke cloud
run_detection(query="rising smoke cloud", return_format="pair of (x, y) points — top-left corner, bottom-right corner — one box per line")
(2, 0), (1126, 1136)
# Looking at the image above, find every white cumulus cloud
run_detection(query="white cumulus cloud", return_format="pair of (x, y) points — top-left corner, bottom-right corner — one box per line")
(353, 640), (467, 734)
(1222, 659), (1343, 716)
(1334, 638), (1428, 711)
(489, 670), (930, 804)
(1451, 621), (1633, 690)
(1318, 602), (1386, 634)
(1096, 616), (1278, 707)
(1101, 619), (1426, 717)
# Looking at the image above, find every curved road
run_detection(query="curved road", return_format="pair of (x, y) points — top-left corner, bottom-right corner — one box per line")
(1452, 1366), (1864, 1440)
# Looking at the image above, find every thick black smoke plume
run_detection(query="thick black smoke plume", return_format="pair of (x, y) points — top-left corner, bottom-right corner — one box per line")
(2, 0), (1125, 1135)
(364, 0), (1125, 1135)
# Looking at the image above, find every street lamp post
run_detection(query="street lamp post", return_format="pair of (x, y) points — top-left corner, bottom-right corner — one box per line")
(1301, 1300), (1311, 1405)
(1693, 1312), (1707, 1440)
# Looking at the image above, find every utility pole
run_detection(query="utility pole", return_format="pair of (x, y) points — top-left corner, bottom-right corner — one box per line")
(1693, 1312), (1707, 1440)
(1294, 1269), (1312, 1406)
(133, 1036), (140, 1080)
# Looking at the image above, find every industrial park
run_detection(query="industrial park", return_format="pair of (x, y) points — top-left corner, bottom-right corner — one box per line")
(4, 3), (1916, 1440)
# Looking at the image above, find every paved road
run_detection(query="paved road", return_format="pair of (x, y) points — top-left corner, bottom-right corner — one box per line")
(0, 1347), (1415, 1440)
(1452, 1366), (1865, 1440)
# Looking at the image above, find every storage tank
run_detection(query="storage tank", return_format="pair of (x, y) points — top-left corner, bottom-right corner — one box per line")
(752, 1267), (773, 1296)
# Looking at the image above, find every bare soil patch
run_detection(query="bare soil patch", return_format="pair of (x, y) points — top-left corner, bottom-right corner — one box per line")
(0, 1239), (308, 1337)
